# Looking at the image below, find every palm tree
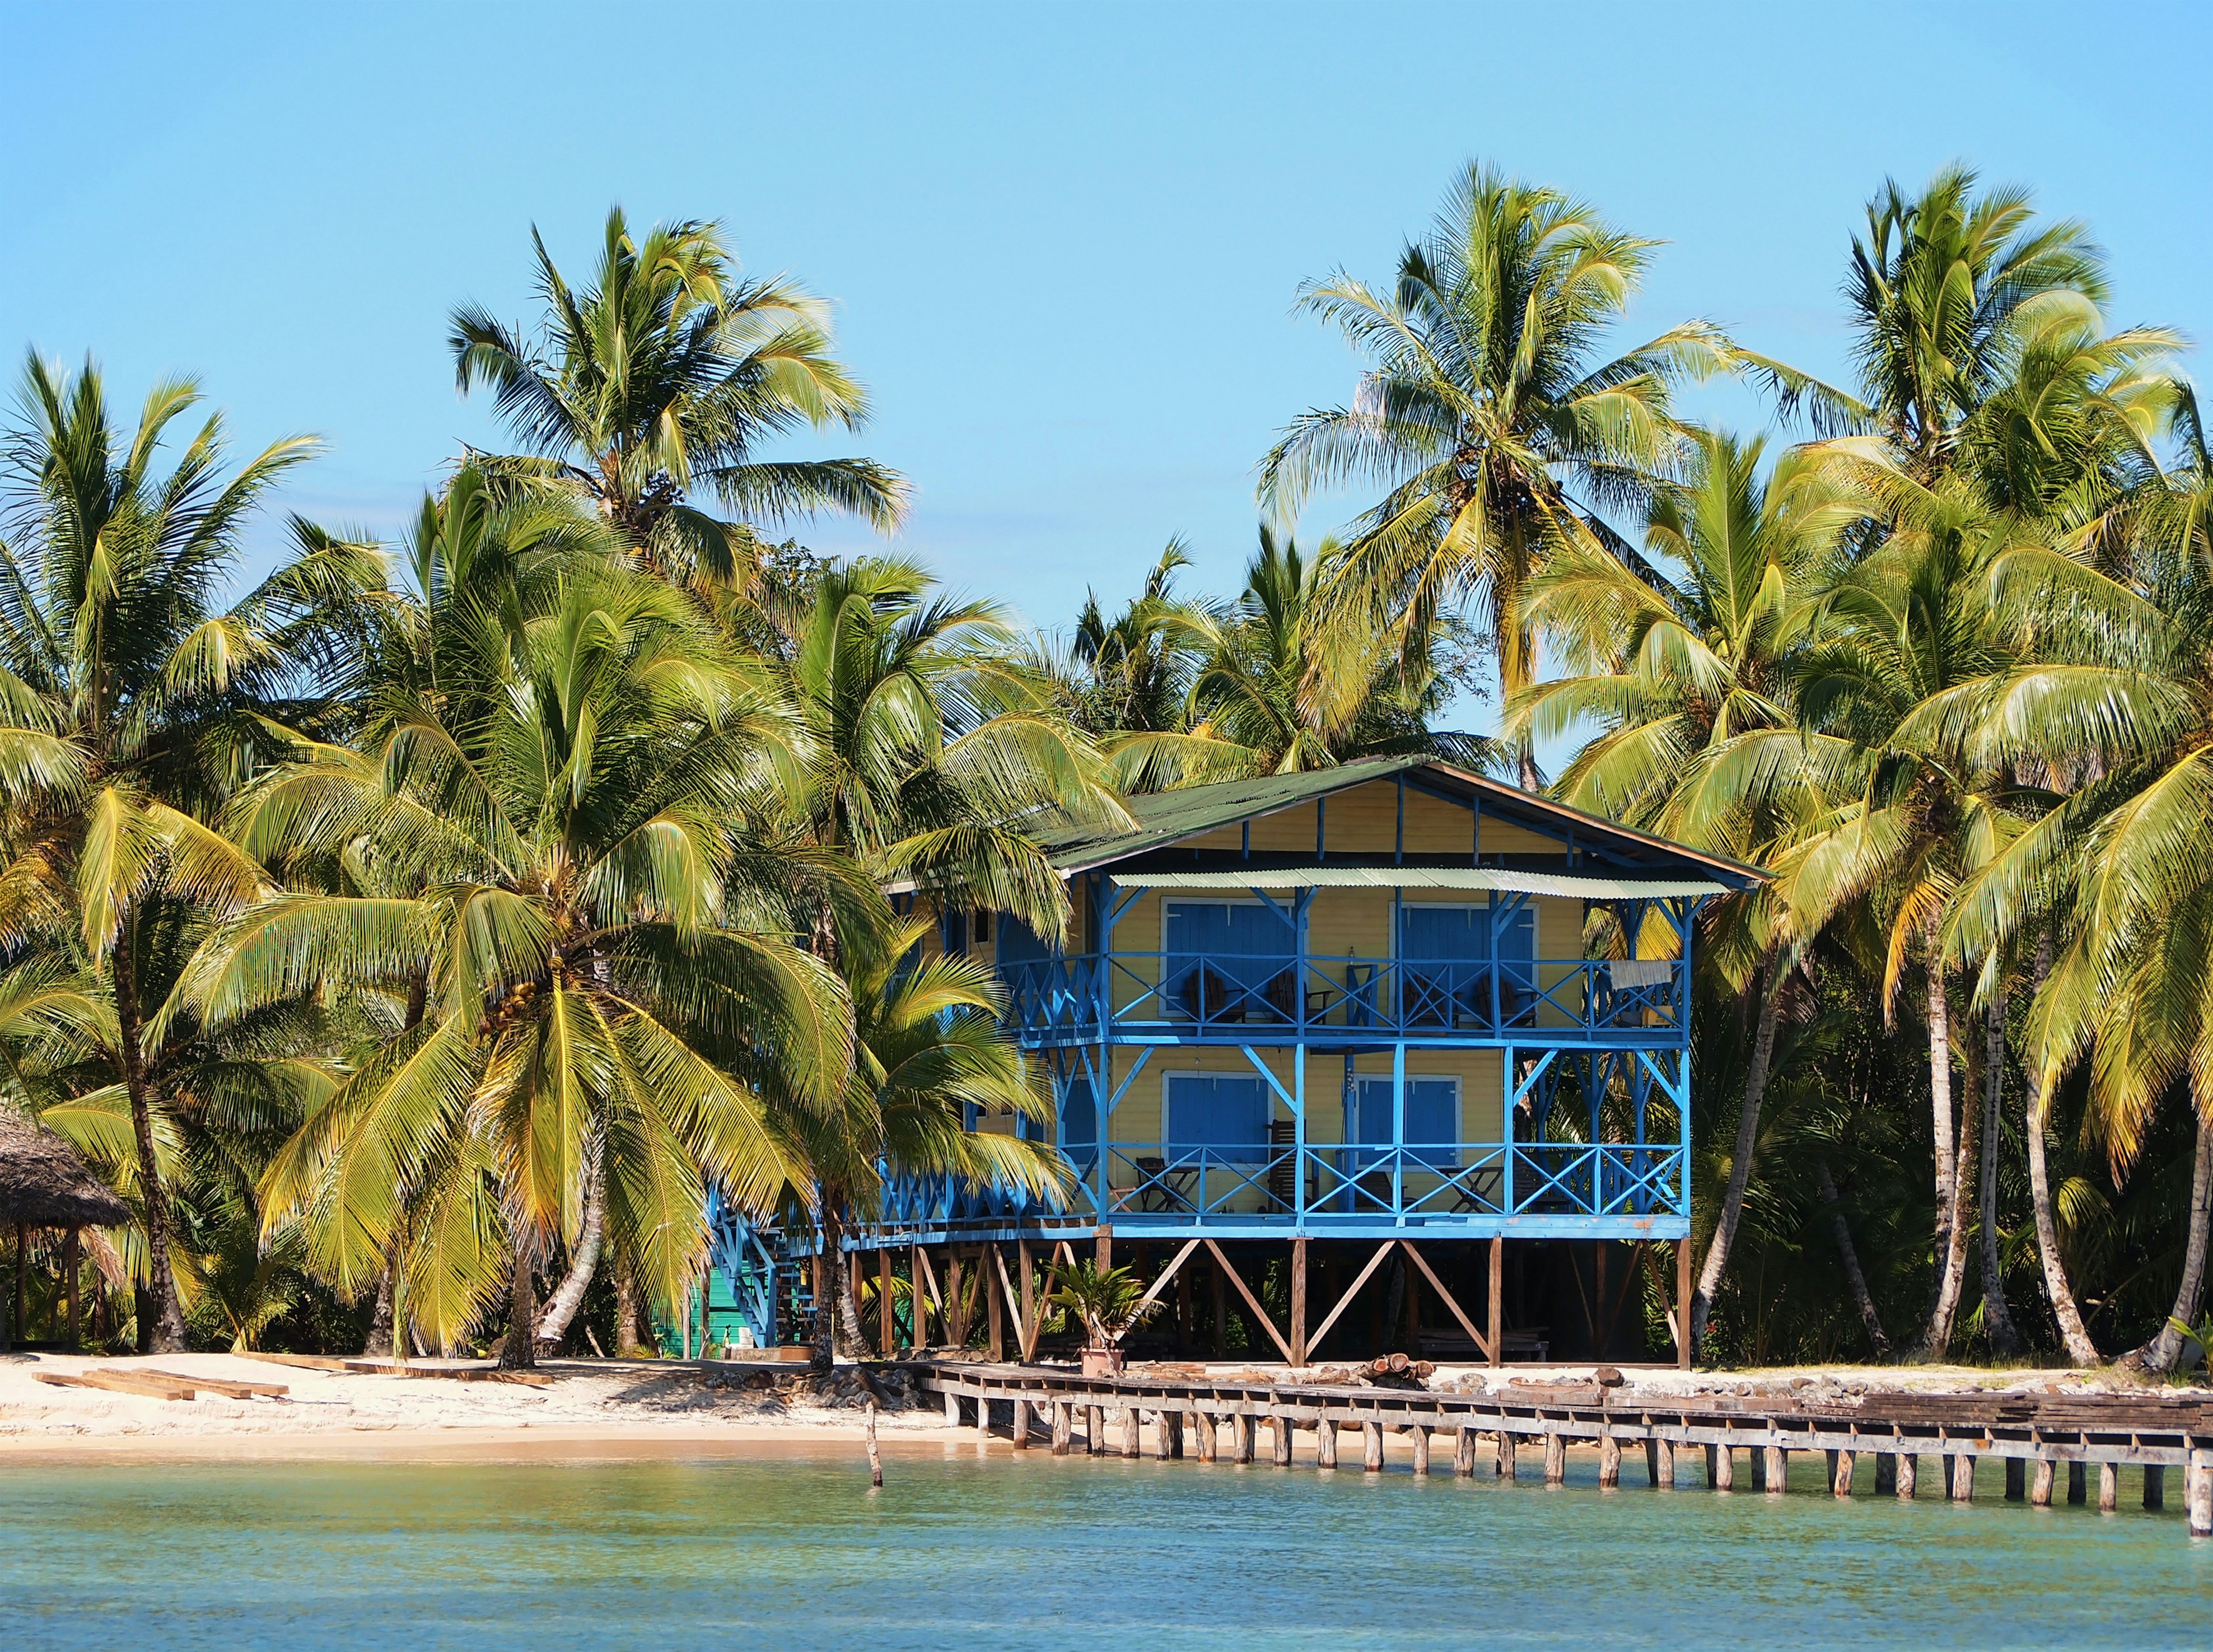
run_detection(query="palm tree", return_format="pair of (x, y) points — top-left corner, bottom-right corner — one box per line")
(211, 569), (852, 1365)
(1512, 429), (1865, 1347)
(1180, 527), (1493, 778)
(1259, 160), (1734, 787)
(775, 914), (1068, 1356)
(452, 206), (907, 599)
(0, 353), (382, 1350)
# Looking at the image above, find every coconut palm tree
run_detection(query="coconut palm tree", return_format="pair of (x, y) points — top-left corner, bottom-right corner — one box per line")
(206, 569), (853, 1365)
(452, 206), (907, 600)
(1512, 429), (1866, 1346)
(0, 352), (383, 1349)
(776, 914), (1068, 1357)
(1258, 161), (1735, 787)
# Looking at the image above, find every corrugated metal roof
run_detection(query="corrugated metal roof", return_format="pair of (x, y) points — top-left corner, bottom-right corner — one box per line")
(1115, 867), (1731, 899)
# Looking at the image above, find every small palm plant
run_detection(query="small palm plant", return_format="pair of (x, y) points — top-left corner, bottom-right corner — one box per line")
(1047, 1261), (1160, 1374)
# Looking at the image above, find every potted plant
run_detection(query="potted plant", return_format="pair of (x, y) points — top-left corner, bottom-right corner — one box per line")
(1048, 1262), (1160, 1376)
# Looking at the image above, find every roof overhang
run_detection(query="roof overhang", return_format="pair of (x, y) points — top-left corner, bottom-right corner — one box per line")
(1105, 867), (1731, 900)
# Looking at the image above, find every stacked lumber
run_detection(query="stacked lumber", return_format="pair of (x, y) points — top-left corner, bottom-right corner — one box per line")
(36, 1368), (197, 1401)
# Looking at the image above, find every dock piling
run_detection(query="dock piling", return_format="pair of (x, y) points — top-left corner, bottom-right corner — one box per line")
(1316, 1418), (1338, 1469)
(1830, 1450), (1853, 1498)
(1010, 1398), (1030, 1450)
(2188, 1449), (2212, 1536)
(1120, 1407), (1139, 1458)
(2098, 1463), (2118, 1512)
(1497, 1431), (1516, 1479)
(1951, 1453), (1974, 1502)
(1363, 1420), (1384, 1473)
(1052, 1401), (1074, 1456)
(1712, 1443), (1733, 1491)
(1763, 1444), (1787, 1494)
(1598, 1430), (1620, 1488)
(2031, 1456), (2054, 1506)
(1544, 1431), (1565, 1484)
(1455, 1427), (1476, 1476)
(1087, 1404), (1104, 1454)
(945, 1389), (961, 1429)
(1272, 1416), (1294, 1467)
(1233, 1411), (1255, 1464)
(1195, 1409), (1217, 1462)
(1411, 1425), (1431, 1476)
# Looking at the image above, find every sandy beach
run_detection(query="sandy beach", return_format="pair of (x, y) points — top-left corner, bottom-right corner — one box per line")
(5, 1347), (2183, 1463)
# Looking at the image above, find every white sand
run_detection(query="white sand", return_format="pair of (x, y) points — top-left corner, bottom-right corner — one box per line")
(0, 1351), (945, 1460)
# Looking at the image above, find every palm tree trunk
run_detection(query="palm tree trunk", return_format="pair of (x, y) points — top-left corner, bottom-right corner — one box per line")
(812, 1194), (870, 1363)
(1919, 918), (1969, 1357)
(612, 1250), (652, 1357)
(363, 1257), (396, 1356)
(111, 931), (186, 1353)
(1978, 982), (2022, 1356)
(533, 1160), (606, 1349)
(1690, 952), (1783, 1348)
(2026, 1068), (2101, 1365)
(2122, 1106), (2213, 1375)
(1814, 1156), (1890, 1357)
(499, 1227), (537, 1369)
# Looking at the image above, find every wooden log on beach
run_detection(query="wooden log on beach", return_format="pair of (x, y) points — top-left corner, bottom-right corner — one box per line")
(37, 1369), (195, 1401)
(1010, 1398), (1030, 1450)
(2031, 1456), (2055, 1507)
(237, 1351), (353, 1370)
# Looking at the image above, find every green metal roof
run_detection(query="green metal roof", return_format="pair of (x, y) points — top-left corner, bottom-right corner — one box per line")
(1117, 867), (1733, 899)
(1033, 755), (1764, 889)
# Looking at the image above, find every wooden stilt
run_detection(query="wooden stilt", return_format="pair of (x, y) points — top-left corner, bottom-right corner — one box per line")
(1544, 1431), (1565, 1484)
(1895, 1452), (1915, 1499)
(1018, 1239), (1037, 1362)
(1150, 1411), (1169, 1461)
(984, 1246), (1005, 1360)
(1096, 1227), (1112, 1275)
(1087, 1404), (1104, 1454)
(2144, 1464), (2164, 1510)
(1210, 1258), (1229, 1358)
(879, 1249), (895, 1359)
(2098, 1462), (2118, 1511)
(1712, 1442), (1733, 1491)
(1175, 1262), (1193, 1352)
(1487, 1237), (1503, 1370)
(1763, 1443), (1787, 1493)
(1290, 1237), (1308, 1366)
(1362, 1420), (1384, 1473)
(1497, 1431), (1516, 1480)
(2188, 1449), (2213, 1536)
(2068, 1460), (2086, 1504)
(946, 1251), (965, 1346)
(1410, 1425), (1430, 1476)
(1271, 1415), (1293, 1466)
(1953, 1454), (1976, 1502)
(1053, 1401), (1074, 1456)
(1195, 1409), (1217, 1462)
(62, 1228), (80, 1351)
(909, 1244), (926, 1348)
(1011, 1398), (1031, 1449)
(1455, 1426), (1476, 1476)
(945, 1388), (961, 1428)
(975, 1392), (993, 1441)
(1316, 1417), (1338, 1469)
(1232, 1411), (1253, 1464)
(1831, 1449), (1853, 1497)
(1598, 1431), (1620, 1487)
(1655, 1437), (1675, 1488)
(1676, 1237), (1693, 1369)
(2006, 1457), (2026, 1501)
(2031, 1456), (2055, 1505)
(1120, 1406), (1139, 1458)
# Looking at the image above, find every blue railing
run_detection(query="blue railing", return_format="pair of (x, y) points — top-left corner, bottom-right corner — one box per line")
(996, 951), (1682, 1044)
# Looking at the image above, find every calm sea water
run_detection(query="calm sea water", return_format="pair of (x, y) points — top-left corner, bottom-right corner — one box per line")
(3, 1442), (2207, 1650)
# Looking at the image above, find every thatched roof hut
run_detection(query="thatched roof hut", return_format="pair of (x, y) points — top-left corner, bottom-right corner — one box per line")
(0, 1107), (130, 1230)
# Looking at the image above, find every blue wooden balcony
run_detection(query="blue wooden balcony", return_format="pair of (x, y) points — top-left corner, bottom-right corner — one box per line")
(996, 949), (1685, 1049)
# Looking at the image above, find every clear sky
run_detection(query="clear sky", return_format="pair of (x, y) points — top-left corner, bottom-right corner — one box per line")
(5, 1), (2209, 734)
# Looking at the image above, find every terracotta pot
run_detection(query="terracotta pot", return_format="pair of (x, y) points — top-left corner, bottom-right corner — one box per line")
(1080, 1345), (1125, 1377)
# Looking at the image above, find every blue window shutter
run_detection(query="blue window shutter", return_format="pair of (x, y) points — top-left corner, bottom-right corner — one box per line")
(1354, 1078), (1460, 1166)
(996, 915), (1048, 966)
(1060, 1077), (1097, 1174)
(1165, 1073), (1270, 1163)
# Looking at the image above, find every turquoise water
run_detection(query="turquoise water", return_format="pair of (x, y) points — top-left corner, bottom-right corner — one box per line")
(3, 1443), (2207, 1649)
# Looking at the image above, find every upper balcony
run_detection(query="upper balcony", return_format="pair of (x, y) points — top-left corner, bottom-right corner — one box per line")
(996, 948), (1685, 1048)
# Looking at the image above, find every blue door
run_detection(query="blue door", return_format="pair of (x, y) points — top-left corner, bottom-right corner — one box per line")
(1398, 902), (1535, 1025)
(1350, 1076), (1460, 1169)
(1165, 901), (1295, 1022)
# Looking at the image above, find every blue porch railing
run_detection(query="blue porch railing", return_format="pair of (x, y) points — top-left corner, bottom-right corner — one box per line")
(996, 951), (1682, 1046)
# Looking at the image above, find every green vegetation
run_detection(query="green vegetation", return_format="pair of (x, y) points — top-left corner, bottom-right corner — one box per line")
(2, 164), (2210, 1372)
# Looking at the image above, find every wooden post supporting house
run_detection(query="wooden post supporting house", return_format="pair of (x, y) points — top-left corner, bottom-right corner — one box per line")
(1053, 1401), (1074, 1456)
(62, 1227), (80, 1350)
(909, 1245), (927, 1347)
(1272, 1416), (1293, 1466)
(1289, 1238), (1308, 1367)
(1830, 1450), (1854, 1497)
(946, 1251), (965, 1346)
(1897, 1453), (1916, 1499)
(1362, 1420), (1385, 1473)
(1488, 1238), (1504, 1370)
(984, 1246), (1005, 1360)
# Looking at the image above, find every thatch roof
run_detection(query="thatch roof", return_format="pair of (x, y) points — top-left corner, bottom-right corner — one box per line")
(0, 1107), (131, 1229)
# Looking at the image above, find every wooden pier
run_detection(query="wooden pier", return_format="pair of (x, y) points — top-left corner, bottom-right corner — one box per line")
(912, 1362), (2213, 1539)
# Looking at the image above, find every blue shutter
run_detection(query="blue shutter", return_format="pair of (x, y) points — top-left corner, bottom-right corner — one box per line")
(1060, 1076), (1098, 1175)
(1165, 1073), (1270, 1164)
(1354, 1078), (1460, 1167)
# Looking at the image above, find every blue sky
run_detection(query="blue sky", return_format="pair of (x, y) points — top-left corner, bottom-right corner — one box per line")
(5, 1), (2210, 734)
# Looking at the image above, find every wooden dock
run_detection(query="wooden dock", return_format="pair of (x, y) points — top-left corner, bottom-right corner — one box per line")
(912, 1362), (2213, 1538)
